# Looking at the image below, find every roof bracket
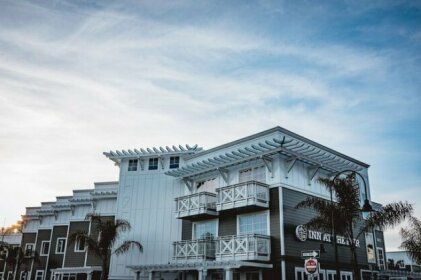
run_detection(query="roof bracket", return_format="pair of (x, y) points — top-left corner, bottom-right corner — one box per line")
(261, 156), (273, 178)
(159, 157), (165, 169)
(183, 178), (194, 193)
(307, 165), (321, 185)
(218, 168), (229, 184)
(284, 157), (298, 179)
(139, 158), (144, 171)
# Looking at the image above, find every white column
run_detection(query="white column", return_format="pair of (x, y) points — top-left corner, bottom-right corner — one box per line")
(198, 270), (203, 280)
(87, 272), (92, 280)
(148, 271), (153, 280)
(224, 268), (233, 280)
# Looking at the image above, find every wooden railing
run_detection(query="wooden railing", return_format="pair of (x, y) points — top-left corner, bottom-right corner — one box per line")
(173, 239), (216, 261)
(175, 192), (217, 218)
(216, 234), (270, 261)
(216, 181), (269, 211)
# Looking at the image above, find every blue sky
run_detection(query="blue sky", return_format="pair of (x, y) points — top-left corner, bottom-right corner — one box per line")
(0, 0), (420, 250)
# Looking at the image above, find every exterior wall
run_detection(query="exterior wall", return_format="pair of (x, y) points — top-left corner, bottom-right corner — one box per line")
(47, 226), (68, 272)
(282, 187), (370, 277)
(64, 221), (90, 268)
(109, 161), (184, 279)
(32, 230), (51, 280)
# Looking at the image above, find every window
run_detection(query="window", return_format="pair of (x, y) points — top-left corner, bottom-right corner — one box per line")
(148, 158), (158, 170)
(340, 271), (353, 280)
(128, 159), (138, 171)
(74, 236), (86, 252)
(239, 166), (266, 183)
(35, 271), (44, 280)
(56, 238), (66, 254)
(238, 212), (268, 235)
(24, 243), (34, 257)
(40, 241), (50, 256)
(0, 272), (3, 280)
(19, 272), (28, 280)
(169, 156), (180, 169)
(193, 220), (217, 239)
(377, 248), (385, 270)
(196, 178), (217, 193)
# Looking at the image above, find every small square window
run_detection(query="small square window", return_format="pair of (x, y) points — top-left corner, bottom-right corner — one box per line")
(128, 159), (138, 172)
(40, 241), (50, 256)
(56, 238), (66, 254)
(148, 158), (158, 170)
(74, 236), (86, 252)
(169, 156), (180, 169)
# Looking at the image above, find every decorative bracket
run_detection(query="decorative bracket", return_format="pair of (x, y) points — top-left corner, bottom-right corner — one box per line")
(261, 156), (273, 178)
(139, 158), (145, 171)
(54, 210), (58, 221)
(91, 200), (97, 211)
(159, 157), (165, 170)
(183, 178), (194, 193)
(218, 168), (229, 184)
(284, 157), (298, 178)
(307, 165), (321, 185)
(70, 205), (76, 216)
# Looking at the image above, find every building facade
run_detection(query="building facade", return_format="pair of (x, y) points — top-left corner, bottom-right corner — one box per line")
(104, 127), (386, 280)
(7, 126), (388, 280)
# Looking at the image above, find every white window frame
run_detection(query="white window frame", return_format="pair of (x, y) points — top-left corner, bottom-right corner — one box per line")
(127, 159), (138, 172)
(169, 156), (180, 169)
(74, 236), (86, 252)
(35, 270), (44, 280)
(24, 243), (34, 257)
(55, 238), (66, 254)
(326, 270), (336, 280)
(8, 271), (13, 280)
(19, 271), (28, 280)
(237, 210), (270, 235)
(192, 219), (219, 240)
(294, 267), (326, 280)
(148, 158), (158, 170)
(377, 247), (385, 270)
(0, 272), (4, 280)
(340, 271), (353, 280)
(40, 241), (50, 256)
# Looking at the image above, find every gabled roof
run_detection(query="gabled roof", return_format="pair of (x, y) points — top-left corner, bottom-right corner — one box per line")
(104, 144), (202, 163)
(166, 126), (369, 178)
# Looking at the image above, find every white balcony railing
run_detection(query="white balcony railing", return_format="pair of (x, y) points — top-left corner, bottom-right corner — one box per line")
(175, 192), (217, 219)
(216, 181), (269, 211)
(173, 239), (216, 261)
(216, 234), (271, 261)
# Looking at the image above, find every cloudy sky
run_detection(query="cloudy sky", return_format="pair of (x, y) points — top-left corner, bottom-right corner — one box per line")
(0, 0), (420, 250)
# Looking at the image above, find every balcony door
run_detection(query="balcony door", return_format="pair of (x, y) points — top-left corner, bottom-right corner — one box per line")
(193, 220), (218, 239)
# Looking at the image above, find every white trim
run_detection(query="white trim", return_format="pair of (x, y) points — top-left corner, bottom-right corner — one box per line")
(19, 271), (29, 280)
(34, 270), (44, 280)
(0, 272), (4, 280)
(74, 236), (86, 252)
(43, 230), (52, 280)
(40, 241), (50, 256)
(326, 270), (336, 280)
(191, 219), (219, 239)
(55, 238), (66, 254)
(279, 186), (286, 280)
(236, 210), (270, 235)
(376, 247), (386, 270)
(62, 224), (71, 267)
(340, 271), (353, 280)
(24, 243), (35, 256)
(84, 219), (92, 267)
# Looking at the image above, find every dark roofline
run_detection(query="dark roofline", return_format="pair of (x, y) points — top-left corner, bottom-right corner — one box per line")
(187, 126), (370, 168)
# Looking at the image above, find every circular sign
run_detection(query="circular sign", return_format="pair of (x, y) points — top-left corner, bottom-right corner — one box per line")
(295, 225), (308, 242)
(304, 258), (318, 274)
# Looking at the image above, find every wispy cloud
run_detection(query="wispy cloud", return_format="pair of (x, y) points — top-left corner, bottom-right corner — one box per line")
(0, 0), (419, 250)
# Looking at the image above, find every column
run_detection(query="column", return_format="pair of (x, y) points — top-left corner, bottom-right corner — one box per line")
(87, 272), (92, 280)
(224, 268), (233, 280)
(135, 271), (140, 280)
(148, 271), (153, 280)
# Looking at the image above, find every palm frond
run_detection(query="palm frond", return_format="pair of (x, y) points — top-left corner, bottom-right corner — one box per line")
(400, 216), (421, 264)
(362, 202), (413, 233)
(114, 240), (142, 255)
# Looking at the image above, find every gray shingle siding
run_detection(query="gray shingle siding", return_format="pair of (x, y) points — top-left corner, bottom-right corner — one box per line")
(64, 221), (89, 267)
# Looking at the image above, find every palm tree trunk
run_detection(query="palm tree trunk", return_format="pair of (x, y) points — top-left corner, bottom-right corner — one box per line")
(101, 257), (109, 280)
(333, 233), (340, 280)
(349, 226), (360, 280)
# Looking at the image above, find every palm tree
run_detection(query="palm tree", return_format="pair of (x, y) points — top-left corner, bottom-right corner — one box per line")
(1, 244), (39, 280)
(400, 216), (421, 264)
(69, 214), (142, 280)
(297, 172), (413, 280)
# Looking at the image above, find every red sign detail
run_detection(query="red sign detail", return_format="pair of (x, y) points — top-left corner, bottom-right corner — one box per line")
(304, 258), (318, 274)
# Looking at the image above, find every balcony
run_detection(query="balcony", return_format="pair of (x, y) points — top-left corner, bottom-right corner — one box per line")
(216, 234), (271, 262)
(216, 181), (269, 212)
(175, 192), (217, 220)
(173, 239), (216, 262)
